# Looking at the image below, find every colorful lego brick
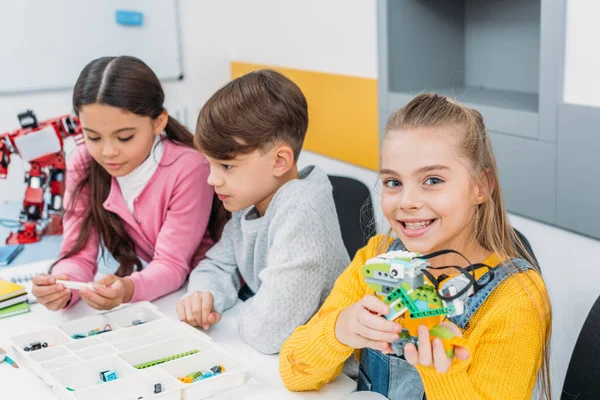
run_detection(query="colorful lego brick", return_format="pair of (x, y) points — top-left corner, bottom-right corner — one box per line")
(364, 278), (397, 295)
(210, 365), (225, 374)
(199, 371), (215, 380)
(23, 342), (48, 352)
(99, 369), (118, 382)
(429, 325), (468, 357)
(386, 302), (408, 321)
(71, 334), (87, 339)
(409, 305), (456, 319)
(179, 365), (226, 384)
(134, 349), (200, 369)
(362, 262), (400, 283)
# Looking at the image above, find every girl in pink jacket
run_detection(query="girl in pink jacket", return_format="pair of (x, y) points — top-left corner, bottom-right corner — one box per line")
(32, 56), (226, 311)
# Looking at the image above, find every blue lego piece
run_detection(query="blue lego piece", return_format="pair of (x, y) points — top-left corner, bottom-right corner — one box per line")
(99, 369), (118, 382)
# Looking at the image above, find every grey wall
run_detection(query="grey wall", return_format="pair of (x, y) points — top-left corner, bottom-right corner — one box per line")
(379, 0), (582, 236)
(388, 0), (465, 92)
(557, 104), (600, 239)
(464, 0), (540, 94)
(490, 132), (556, 223)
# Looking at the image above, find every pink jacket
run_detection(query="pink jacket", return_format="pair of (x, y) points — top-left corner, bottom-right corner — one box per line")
(52, 139), (214, 307)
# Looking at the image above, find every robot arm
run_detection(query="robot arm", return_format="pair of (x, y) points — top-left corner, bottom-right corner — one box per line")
(0, 136), (14, 179)
(59, 114), (82, 139)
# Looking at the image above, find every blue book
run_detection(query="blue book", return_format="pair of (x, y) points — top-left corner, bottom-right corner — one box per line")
(0, 245), (24, 267)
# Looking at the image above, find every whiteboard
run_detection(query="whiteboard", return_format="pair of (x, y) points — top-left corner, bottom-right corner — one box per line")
(0, 0), (182, 95)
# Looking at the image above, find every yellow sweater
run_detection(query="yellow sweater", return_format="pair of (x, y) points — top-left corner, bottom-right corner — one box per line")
(280, 235), (550, 400)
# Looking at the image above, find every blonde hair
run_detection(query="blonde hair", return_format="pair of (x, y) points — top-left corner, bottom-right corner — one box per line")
(381, 93), (552, 399)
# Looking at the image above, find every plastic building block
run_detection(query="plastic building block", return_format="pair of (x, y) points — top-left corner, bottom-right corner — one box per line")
(429, 325), (468, 357)
(178, 365), (226, 384)
(210, 365), (225, 374)
(362, 249), (479, 357)
(71, 334), (86, 339)
(134, 349), (200, 369)
(23, 342), (47, 352)
(201, 371), (215, 379)
(153, 383), (162, 394)
(181, 370), (203, 383)
(71, 324), (112, 340)
(99, 369), (118, 382)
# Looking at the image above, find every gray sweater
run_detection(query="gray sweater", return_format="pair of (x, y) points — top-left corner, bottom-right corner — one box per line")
(186, 165), (350, 354)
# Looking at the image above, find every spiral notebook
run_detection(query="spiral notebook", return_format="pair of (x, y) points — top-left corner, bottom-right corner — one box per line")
(0, 259), (54, 304)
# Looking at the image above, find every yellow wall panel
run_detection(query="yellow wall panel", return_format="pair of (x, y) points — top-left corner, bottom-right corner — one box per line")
(231, 62), (379, 171)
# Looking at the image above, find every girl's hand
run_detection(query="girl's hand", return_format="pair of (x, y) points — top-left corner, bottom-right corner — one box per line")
(79, 275), (132, 310)
(404, 322), (470, 373)
(32, 274), (72, 311)
(335, 295), (402, 353)
(176, 291), (221, 330)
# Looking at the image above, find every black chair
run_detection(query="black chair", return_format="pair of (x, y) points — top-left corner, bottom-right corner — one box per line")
(561, 294), (600, 399)
(514, 228), (539, 268)
(328, 175), (376, 259)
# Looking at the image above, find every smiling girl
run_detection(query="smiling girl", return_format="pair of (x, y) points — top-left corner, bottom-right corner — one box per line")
(279, 93), (551, 400)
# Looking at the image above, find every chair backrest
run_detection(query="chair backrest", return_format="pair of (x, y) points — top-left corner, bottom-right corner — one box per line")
(514, 228), (539, 269)
(561, 295), (600, 399)
(328, 175), (376, 259)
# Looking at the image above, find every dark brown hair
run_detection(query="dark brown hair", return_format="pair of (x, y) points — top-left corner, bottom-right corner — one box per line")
(57, 56), (228, 277)
(195, 69), (308, 161)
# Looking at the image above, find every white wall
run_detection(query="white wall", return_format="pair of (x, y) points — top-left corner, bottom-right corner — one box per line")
(563, 0), (600, 106)
(1, 1), (599, 397)
(0, 0), (231, 204)
(230, 0), (377, 79)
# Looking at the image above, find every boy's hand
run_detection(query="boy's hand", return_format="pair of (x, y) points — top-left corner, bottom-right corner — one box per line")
(335, 295), (402, 354)
(32, 274), (72, 311)
(177, 291), (221, 330)
(79, 275), (128, 311)
(404, 322), (470, 373)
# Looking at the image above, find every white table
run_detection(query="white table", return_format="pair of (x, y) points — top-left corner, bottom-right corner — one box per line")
(0, 198), (357, 399)
(0, 288), (357, 399)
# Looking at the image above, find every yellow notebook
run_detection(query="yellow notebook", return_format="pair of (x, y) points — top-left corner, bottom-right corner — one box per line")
(0, 279), (26, 302)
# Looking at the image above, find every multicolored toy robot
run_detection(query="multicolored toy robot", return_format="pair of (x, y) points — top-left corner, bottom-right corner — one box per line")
(362, 250), (476, 357)
(0, 110), (82, 244)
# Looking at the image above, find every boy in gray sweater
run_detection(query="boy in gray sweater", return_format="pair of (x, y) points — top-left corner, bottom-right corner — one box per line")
(177, 69), (350, 354)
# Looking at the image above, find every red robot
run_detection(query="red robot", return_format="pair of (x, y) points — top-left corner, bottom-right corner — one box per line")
(0, 110), (83, 245)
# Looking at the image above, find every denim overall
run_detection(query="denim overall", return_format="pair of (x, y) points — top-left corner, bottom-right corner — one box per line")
(357, 239), (534, 399)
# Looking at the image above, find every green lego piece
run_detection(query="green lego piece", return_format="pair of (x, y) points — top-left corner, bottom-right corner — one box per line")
(409, 305), (456, 319)
(396, 284), (419, 315)
(383, 286), (404, 305)
(430, 325), (457, 357)
(388, 301), (407, 316)
(362, 263), (395, 280)
(188, 370), (203, 380)
(134, 349), (200, 369)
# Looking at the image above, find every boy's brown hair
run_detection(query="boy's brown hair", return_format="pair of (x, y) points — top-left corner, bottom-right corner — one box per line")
(195, 69), (308, 161)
